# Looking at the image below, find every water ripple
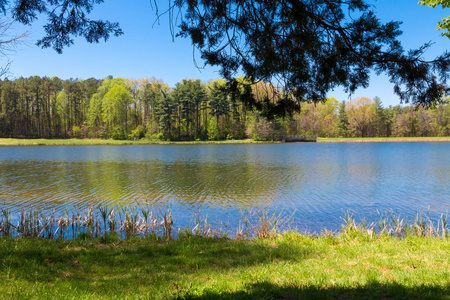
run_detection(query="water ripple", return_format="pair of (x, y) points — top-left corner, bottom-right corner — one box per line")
(0, 143), (449, 232)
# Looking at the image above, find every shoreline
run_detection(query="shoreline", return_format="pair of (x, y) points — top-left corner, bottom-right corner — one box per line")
(0, 138), (264, 146)
(317, 137), (450, 143)
(0, 136), (449, 146)
(0, 226), (448, 299)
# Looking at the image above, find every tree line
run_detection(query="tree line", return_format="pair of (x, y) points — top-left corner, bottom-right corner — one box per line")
(1, 1), (449, 112)
(0, 76), (449, 140)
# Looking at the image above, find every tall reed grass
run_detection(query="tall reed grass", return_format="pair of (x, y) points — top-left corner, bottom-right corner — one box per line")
(341, 210), (448, 239)
(0, 206), (448, 240)
(0, 206), (175, 240)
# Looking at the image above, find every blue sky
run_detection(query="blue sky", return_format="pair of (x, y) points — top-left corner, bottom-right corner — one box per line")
(3, 0), (450, 106)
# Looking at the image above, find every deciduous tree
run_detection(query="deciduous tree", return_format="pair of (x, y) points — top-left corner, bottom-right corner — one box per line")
(2, 1), (450, 115)
(419, 0), (450, 37)
(346, 97), (376, 137)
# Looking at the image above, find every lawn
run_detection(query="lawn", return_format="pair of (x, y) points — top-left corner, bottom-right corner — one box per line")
(0, 230), (448, 299)
(0, 138), (262, 146)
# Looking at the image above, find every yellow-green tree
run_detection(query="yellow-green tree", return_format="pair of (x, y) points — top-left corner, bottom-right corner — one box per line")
(296, 98), (339, 137)
(87, 77), (133, 138)
(346, 97), (376, 137)
(102, 80), (133, 137)
(419, 0), (450, 37)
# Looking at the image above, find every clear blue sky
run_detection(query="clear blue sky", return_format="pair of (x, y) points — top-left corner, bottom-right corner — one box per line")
(3, 0), (450, 106)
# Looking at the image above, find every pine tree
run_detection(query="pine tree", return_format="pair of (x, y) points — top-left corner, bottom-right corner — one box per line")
(207, 117), (220, 140)
(337, 101), (350, 137)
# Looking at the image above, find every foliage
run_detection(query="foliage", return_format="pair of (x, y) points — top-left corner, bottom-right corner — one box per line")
(338, 100), (350, 137)
(297, 98), (339, 137)
(0, 214), (448, 299)
(252, 118), (276, 141)
(0, 0), (123, 53)
(2, 1), (450, 115)
(173, 79), (208, 139)
(130, 125), (145, 140)
(110, 132), (126, 140)
(101, 78), (133, 135)
(146, 132), (164, 141)
(177, 0), (450, 111)
(208, 79), (229, 120)
(419, 0), (450, 37)
(207, 117), (220, 140)
(346, 97), (377, 138)
(71, 125), (82, 138)
(1, 76), (450, 141)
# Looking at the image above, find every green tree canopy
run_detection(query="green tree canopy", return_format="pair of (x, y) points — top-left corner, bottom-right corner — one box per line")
(3, 1), (450, 115)
(176, 0), (450, 111)
(419, 0), (450, 37)
(0, 0), (122, 53)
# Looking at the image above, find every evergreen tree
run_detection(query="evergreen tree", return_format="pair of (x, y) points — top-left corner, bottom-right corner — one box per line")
(374, 97), (387, 137)
(154, 91), (175, 138)
(207, 117), (220, 140)
(337, 101), (350, 137)
(173, 79), (207, 139)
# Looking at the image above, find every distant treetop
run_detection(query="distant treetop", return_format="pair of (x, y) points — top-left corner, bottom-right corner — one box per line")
(1, 0), (450, 116)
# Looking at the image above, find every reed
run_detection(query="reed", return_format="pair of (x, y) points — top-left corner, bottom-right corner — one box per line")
(0, 206), (448, 240)
(0, 205), (167, 239)
(190, 212), (224, 237)
(342, 209), (449, 239)
(251, 209), (296, 238)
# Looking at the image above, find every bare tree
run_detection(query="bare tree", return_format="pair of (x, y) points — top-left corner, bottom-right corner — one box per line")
(0, 17), (27, 77)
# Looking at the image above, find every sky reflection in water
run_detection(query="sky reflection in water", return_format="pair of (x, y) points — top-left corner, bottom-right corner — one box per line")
(0, 143), (448, 232)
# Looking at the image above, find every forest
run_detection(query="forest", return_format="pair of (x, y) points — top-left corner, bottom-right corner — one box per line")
(0, 76), (449, 141)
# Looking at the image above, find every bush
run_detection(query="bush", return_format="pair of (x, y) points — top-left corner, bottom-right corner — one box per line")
(82, 126), (89, 138)
(130, 125), (146, 140)
(111, 131), (127, 140)
(253, 119), (275, 140)
(72, 126), (83, 138)
(145, 132), (164, 141)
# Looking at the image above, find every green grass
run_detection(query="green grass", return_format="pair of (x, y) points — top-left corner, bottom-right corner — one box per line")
(0, 231), (448, 299)
(0, 138), (265, 146)
(1, 137), (450, 146)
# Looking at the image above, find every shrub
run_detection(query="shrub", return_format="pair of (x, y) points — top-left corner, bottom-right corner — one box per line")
(145, 132), (164, 141)
(111, 131), (126, 140)
(130, 125), (146, 140)
(72, 126), (83, 138)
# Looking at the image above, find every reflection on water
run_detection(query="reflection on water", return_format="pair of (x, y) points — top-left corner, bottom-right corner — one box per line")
(0, 143), (449, 232)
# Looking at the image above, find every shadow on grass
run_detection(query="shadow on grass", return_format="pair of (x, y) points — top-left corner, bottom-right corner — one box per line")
(176, 280), (450, 300)
(0, 236), (315, 284)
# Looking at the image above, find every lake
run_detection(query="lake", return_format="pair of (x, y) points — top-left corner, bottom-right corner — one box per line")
(0, 142), (449, 233)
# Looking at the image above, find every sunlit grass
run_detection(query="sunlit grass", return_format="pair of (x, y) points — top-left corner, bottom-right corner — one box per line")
(1, 137), (449, 146)
(0, 208), (448, 299)
(0, 229), (448, 299)
(0, 138), (264, 146)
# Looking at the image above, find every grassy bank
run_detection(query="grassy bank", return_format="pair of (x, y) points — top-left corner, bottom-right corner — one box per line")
(1, 137), (450, 146)
(0, 230), (448, 299)
(0, 208), (448, 299)
(318, 137), (450, 143)
(0, 138), (263, 146)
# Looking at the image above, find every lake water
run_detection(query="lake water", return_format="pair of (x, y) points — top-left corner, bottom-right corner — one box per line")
(0, 143), (449, 233)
